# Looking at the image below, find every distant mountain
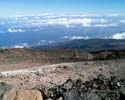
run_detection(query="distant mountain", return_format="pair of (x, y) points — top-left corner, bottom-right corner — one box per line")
(31, 39), (125, 51)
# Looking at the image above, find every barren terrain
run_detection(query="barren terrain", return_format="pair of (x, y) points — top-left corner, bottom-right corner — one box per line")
(0, 49), (125, 100)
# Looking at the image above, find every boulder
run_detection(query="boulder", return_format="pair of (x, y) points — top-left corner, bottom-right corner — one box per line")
(3, 88), (43, 100)
(0, 83), (12, 100)
(82, 91), (101, 100)
(63, 90), (80, 100)
(119, 87), (125, 100)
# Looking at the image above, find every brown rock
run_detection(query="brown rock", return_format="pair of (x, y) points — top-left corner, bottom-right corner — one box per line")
(3, 88), (43, 100)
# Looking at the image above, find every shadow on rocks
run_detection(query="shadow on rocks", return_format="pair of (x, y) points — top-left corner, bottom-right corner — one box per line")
(39, 74), (125, 100)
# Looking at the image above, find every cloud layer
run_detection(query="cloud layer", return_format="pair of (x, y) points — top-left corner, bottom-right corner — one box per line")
(1, 14), (124, 29)
(8, 28), (25, 33)
(63, 36), (90, 40)
(13, 43), (28, 48)
(111, 32), (125, 39)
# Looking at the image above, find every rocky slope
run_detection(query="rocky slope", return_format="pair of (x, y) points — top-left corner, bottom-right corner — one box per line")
(0, 75), (125, 100)
(0, 48), (125, 71)
(40, 75), (125, 100)
(0, 59), (125, 100)
(0, 49), (125, 100)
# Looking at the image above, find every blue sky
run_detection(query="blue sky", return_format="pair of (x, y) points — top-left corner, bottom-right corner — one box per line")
(0, 0), (125, 17)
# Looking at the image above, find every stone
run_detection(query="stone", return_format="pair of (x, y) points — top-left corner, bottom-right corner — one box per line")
(2, 89), (43, 100)
(0, 83), (12, 100)
(58, 97), (63, 100)
(82, 91), (101, 100)
(63, 79), (73, 90)
(119, 87), (125, 100)
(63, 90), (80, 100)
(45, 99), (52, 100)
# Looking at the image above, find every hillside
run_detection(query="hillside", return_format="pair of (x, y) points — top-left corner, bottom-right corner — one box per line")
(0, 58), (125, 100)
(32, 39), (125, 51)
(0, 49), (125, 99)
(0, 48), (125, 71)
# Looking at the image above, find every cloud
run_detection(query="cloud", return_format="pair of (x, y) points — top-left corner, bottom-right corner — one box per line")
(111, 32), (125, 39)
(36, 40), (54, 46)
(29, 18), (108, 27)
(26, 17), (112, 28)
(65, 24), (75, 28)
(63, 36), (90, 40)
(2, 14), (124, 29)
(30, 18), (93, 26)
(93, 23), (118, 27)
(8, 28), (25, 33)
(120, 20), (125, 23)
(11, 15), (111, 27)
(13, 43), (28, 48)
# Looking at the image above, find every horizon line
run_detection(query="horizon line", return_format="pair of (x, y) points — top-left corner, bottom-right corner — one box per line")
(1, 13), (125, 18)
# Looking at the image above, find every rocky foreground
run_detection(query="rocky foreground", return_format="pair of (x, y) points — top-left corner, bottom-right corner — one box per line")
(0, 49), (125, 100)
(0, 59), (125, 100)
(0, 74), (125, 100)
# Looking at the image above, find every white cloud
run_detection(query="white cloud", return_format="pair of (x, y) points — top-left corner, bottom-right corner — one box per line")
(98, 19), (108, 23)
(63, 36), (90, 40)
(93, 23), (118, 27)
(19, 16), (109, 27)
(36, 40), (53, 46)
(111, 32), (125, 39)
(47, 18), (93, 25)
(8, 28), (25, 33)
(3, 14), (124, 29)
(120, 20), (125, 23)
(72, 36), (90, 39)
(13, 43), (28, 48)
(37, 40), (47, 45)
(14, 45), (25, 48)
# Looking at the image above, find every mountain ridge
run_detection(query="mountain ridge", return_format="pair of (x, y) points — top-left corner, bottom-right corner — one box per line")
(31, 39), (125, 51)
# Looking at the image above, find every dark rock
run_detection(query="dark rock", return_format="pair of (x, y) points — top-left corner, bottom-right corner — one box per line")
(82, 91), (101, 100)
(38, 74), (125, 100)
(119, 87), (125, 100)
(63, 90), (80, 100)
(0, 82), (12, 100)
(63, 79), (74, 91)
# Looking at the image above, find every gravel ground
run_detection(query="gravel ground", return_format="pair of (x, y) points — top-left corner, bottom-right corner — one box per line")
(0, 59), (125, 90)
